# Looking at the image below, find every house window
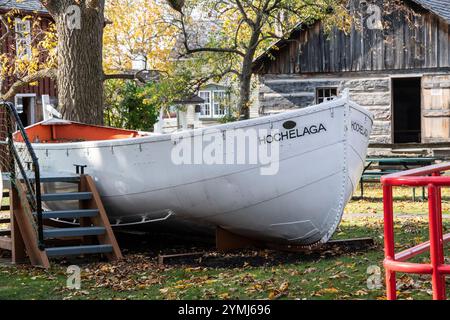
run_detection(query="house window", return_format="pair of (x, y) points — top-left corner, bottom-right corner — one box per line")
(198, 90), (229, 118)
(316, 88), (338, 104)
(213, 91), (227, 117)
(15, 18), (32, 59)
(199, 91), (211, 116)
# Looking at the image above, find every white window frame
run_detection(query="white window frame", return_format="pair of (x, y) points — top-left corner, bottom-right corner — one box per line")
(198, 90), (229, 119)
(15, 93), (37, 124)
(198, 91), (211, 117)
(15, 18), (32, 59)
(212, 90), (227, 117)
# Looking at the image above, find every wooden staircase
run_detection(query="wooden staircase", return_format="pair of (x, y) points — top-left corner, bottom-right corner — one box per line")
(0, 187), (11, 251)
(1, 101), (121, 267)
(1, 173), (122, 268)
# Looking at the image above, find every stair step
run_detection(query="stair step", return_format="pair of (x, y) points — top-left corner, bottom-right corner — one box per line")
(0, 205), (9, 211)
(42, 192), (92, 202)
(0, 218), (10, 224)
(0, 229), (11, 236)
(17, 173), (80, 184)
(1, 172), (10, 184)
(36, 209), (99, 219)
(39, 176), (80, 183)
(45, 244), (113, 257)
(43, 226), (105, 238)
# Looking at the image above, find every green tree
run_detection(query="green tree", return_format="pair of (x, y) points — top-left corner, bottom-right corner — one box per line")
(166, 0), (351, 119)
(104, 80), (159, 131)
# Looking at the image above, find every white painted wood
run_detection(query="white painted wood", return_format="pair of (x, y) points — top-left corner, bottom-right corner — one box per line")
(28, 95), (373, 245)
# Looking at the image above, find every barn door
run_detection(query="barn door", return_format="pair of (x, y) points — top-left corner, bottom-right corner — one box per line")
(392, 78), (421, 143)
(422, 75), (450, 143)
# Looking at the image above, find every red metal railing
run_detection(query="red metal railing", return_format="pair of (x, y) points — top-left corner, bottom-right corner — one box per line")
(381, 163), (450, 300)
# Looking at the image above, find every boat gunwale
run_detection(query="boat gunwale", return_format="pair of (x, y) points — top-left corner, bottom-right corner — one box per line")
(27, 96), (373, 151)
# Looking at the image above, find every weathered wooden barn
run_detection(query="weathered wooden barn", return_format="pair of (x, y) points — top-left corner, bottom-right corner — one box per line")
(252, 0), (450, 156)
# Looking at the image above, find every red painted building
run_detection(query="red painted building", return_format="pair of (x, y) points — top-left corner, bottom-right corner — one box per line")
(0, 0), (56, 126)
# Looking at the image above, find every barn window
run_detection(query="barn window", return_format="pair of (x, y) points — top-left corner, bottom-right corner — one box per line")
(15, 18), (32, 59)
(316, 88), (338, 104)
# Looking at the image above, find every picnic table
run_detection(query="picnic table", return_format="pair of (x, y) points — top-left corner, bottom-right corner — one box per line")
(359, 157), (437, 200)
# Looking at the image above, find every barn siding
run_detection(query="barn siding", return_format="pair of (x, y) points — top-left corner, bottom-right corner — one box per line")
(256, 1), (450, 75)
(255, 0), (450, 147)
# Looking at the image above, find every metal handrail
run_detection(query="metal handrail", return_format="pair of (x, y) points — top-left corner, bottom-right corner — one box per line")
(381, 163), (450, 300)
(1, 101), (44, 250)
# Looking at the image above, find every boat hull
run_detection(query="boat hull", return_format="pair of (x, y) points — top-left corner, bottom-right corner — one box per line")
(30, 96), (373, 245)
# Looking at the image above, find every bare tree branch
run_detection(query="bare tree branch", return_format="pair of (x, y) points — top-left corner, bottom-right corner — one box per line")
(177, 13), (246, 57)
(235, 0), (254, 28)
(1, 68), (57, 101)
(0, 16), (11, 45)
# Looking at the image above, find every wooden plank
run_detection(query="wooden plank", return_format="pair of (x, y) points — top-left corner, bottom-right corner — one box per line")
(216, 226), (259, 252)
(268, 237), (375, 253)
(158, 252), (205, 265)
(259, 3), (450, 75)
(423, 110), (450, 117)
(11, 182), (49, 267)
(439, 19), (449, 68)
(0, 237), (12, 251)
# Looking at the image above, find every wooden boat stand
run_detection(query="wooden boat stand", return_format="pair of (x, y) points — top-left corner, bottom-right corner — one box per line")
(156, 228), (374, 265)
(216, 227), (375, 253)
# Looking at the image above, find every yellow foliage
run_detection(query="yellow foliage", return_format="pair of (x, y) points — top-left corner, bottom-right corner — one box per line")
(103, 0), (177, 73)
(0, 12), (57, 85)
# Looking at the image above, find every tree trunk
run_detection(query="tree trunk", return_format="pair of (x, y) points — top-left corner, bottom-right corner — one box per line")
(238, 68), (252, 120)
(46, 1), (105, 124)
(238, 45), (258, 120)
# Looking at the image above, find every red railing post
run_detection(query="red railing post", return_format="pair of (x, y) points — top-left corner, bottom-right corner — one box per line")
(432, 172), (446, 300)
(428, 182), (446, 300)
(381, 163), (450, 300)
(383, 184), (397, 300)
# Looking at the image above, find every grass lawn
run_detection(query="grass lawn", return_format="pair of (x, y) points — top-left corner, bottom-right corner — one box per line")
(0, 184), (449, 300)
(346, 183), (450, 215)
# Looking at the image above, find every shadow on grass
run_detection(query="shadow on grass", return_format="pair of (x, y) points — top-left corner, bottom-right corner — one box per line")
(112, 226), (380, 269)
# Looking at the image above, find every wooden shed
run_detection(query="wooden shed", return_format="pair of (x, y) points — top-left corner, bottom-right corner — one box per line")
(252, 0), (450, 156)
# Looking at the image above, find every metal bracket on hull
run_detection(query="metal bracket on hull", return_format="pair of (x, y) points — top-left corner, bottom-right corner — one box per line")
(112, 210), (175, 226)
